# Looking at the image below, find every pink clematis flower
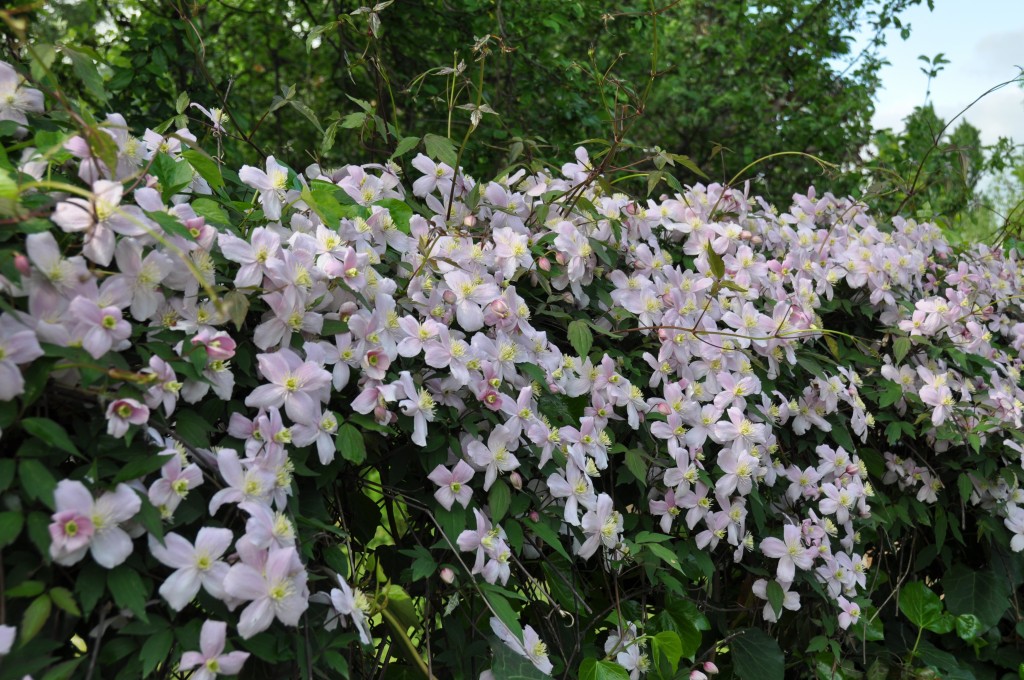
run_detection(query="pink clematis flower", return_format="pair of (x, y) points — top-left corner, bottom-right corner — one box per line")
(148, 528), (233, 610)
(105, 398), (149, 438)
(0, 314), (43, 401)
(48, 480), (141, 568)
(179, 620), (250, 680)
(238, 156), (291, 221)
(245, 349), (332, 423)
(223, 545), (309, 638)
(427, 460), (475, 510)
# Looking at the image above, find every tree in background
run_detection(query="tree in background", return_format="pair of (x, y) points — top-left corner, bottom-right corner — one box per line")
(22, 0), (929, 203)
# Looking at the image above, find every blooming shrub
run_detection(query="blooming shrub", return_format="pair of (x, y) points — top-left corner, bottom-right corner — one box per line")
(0, 54), (1023, 680)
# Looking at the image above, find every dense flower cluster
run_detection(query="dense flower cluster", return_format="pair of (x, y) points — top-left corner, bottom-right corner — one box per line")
(2, 56), (1024, 679)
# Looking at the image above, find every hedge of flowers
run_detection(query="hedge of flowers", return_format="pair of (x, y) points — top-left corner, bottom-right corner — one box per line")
(0, 55), (1023, 680)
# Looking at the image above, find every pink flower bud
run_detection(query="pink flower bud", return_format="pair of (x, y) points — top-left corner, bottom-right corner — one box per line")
(739, 230), (752, 240)
(537, 257), (551, 272)
(509, 472), (523, 491)
(463, 215), (477, 228)
(529, 511), (540, 522)
(440, 567), (455, 584)
(703, 661), (719, 675)
(690, 671), (708, 680)
(489, 299), (510, 319)
(845, 464), (860, 477)
(656, 403), (672, 415)
(13, 253), (29, 276)
(442, 289), (457, 305)
(625, 202), (637, 216)
(555, 252), (566, 265)
(751, 235), (763, 245)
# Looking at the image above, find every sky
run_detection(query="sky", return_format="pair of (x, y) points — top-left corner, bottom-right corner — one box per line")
(860, 0), (1024, 145)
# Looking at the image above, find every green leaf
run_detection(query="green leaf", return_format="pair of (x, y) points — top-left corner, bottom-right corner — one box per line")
(483, 588), (522, 641)
(899, 581), (945, 632)
(731, 628), (784, 680)
(0, 510), (24, 549)
(489, 479), (511, 522)
(48, 587), (81, 618)
(423, 133), (458, 167)
(140, 627), (174, 676)
(705, 242), (725, 279)
(892, 336), (911, 363)
(150, 152), (195, 200)
(766, 579), (785, 619)
(19, 594), (51, 647)
(192, 197), (231, 227)
(524, 518), (571, 561)
(392, 136), (420, 158)
(567, 319), (593, 358)
(182, 149), (225, 191)
(579, 658), (630, 680)
(41, 658), (85, 680)
(943, 564), (1010, 629)
(375, 198), (413, 234)
(624, 449), (648, 483)
(956, 614), (981, 641)
(64, 46), (107, 102)
(336, 423), (366, 464)
(107, 565), (150, 622)
(652, 630), (683, 669)
(288, 99), (323, 133)
(644, 542), (685, 575)
(21, 417), (82, 458)
(19, 459), (57, 508)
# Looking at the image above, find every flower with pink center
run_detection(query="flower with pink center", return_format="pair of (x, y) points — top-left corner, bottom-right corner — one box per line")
(192, 329), (238, 361)
(427, 460), (475, 510)
(48, 480), (140, 567)
(179, 620), (250, 680)
(105, 398), (149, 437)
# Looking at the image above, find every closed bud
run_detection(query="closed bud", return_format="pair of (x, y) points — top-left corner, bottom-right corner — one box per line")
(703, 662), (719, 675)
(845, 464), (860, 477)
(463, 215), (477, 228)
(490, 299), (510, 318)
(555, 252), (566, 265)
(537, 256), (551, 272)
(690, 672), (708, 680)
(751, 235), (763, 245)
(509, 472), (523, 490)
(739, 230), (752, 240)
(13, 253), (29, 276)
(440, 567), (455, 584)
(442, 289), (457, 305)
(529, 510), (540, 522)
(656, 403), (672, 415)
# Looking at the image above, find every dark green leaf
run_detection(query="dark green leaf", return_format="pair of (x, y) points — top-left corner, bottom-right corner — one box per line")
(423, 133), (458, 167)
(731, 628), (784, 680)
(21, 417), (82, 458)
(489, 479), (511, 522)
(943, 564), (1010, 629)
(182, 149), (225, 191)
(899, 581), (944, 632)
(19, 459), (57, 508)
(107, 565), (150, 622)
(579, 658), (630, 680)
(140, 627), (174, 676)
(0, 510), (24, 549)
(336, 423), (366, 464)
(19, 595), (52, 646)
(567, 319), (593, 358)
(48, 587), (81, 617)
